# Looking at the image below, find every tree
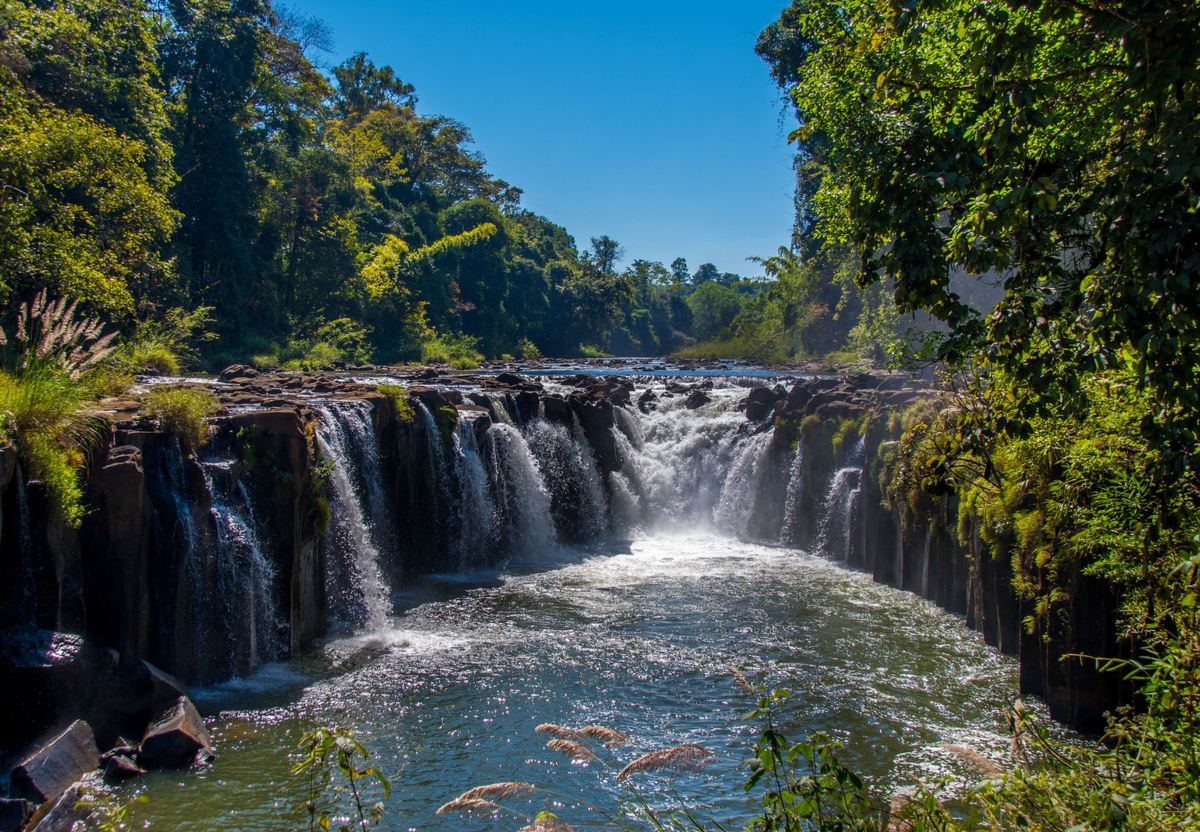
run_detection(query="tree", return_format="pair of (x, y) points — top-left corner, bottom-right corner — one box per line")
(331, 52), (416, 123)
(588, 235), (624, 276)
(686, 281), (742, 341)
(0, 0), (178, 314)
(691, 262), (719, 286)
(763, 0), (1200, 469)
(670, 257), (690, 287)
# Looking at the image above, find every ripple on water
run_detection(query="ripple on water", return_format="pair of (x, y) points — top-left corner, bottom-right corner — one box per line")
(124, 533), (1039, 831)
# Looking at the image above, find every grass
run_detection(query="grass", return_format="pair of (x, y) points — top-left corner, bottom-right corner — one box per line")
(377, 384), (416, 422)
(0, 362), (101, 526)
(142, 386), (221, 451)
(421, 333), (484, 369)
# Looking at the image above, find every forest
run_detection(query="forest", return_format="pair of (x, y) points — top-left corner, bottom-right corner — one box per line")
(0, 0), (1198, 830)
(0, 0), (821, 371)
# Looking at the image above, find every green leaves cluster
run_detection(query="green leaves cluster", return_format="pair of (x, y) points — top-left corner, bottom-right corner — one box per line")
(763, 0), (1200, 469)
(292, 726), (391, 832)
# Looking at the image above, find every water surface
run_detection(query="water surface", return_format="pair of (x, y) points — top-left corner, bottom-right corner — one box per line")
(126, 533), (1021, 830)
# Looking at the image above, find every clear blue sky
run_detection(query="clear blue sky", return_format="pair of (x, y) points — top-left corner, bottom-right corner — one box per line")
(283, 1), (796, 277)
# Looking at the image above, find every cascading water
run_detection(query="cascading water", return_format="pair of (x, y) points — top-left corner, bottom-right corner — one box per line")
(525, 418), (607, 543)
(780, 444), (806, 545)
(201, 459), (282, 673)
(450, 418), (496, 567)
(613, 388), (750, 527)
(314, 401), (392, 629)
(815, 435), (867, 562)
(484, 423), (556, 556)
(713, 432), (774, 538)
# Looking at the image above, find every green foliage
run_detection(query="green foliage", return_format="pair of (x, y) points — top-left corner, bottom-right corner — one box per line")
(744, 691), (880, 832)
(292, 725), (390, 832)
(764, 0), (1200, 467)
(516, 337), (542, 361)
(377, 384), (415, 423)
(118, 306), (217, 376)
(0, 361), (101, 527)
(142, 386), (220, 452)
(578, 344), (609, 359)
(420, 332), (482, 369)
(685, 281), (743, 342)
(0, 1), (178, 315)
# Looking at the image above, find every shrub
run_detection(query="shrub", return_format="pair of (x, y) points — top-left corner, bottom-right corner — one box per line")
(0, 362), (100, 526)
(578, 343), (609, 358)
(143, 386), (220, 451)
(517, 337), (542, 360)
(421, 332), (483, 368)
(122, 341), (180, 375)
(377, 384), (415, 422)
(115, 306), (216, 376)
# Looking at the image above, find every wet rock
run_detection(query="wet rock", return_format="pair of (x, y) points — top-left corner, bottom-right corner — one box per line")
(137, 696), (213, 769)
(542, 395), (572, 426)
(23, 782), (100, 832)
(495, 372), (525, 386)
(569, 392), (619, 474)
(0, 799), (35, 832)
(219, 364), (257, 382)
(103, 753), (145, 783)
(684, 390), (711, 409)
(743, 386), (781, 421)
(10, 720), (99, 805)
(637, 389), (658, 414)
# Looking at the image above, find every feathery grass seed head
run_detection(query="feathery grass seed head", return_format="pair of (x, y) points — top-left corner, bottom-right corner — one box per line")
(545, 739), (597, 761)
(616, 744), (714, 780)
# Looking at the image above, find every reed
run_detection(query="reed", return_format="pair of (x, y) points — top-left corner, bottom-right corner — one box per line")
(580, 726), (629, 747)
(434, 797), (501, 815)
(616, 744), (714, 780)
(535, 723), (583, 740)
(545, 739), (597, 761)
(458, 782), (536, 801)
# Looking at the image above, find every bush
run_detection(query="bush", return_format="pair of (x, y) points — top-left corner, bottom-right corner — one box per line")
(578, 343), (609, 358)
(116, 306), (216, 376)
(421, 332), (483, 369)
(0, 363), (100, 526)
(143, 386), (220, 451)
(517, 337), (542, 360)
(122, 340), (180, 376)
(377, 384), (415, 422)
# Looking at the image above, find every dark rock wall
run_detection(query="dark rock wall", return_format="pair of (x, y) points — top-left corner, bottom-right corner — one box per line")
(784, 385), (1130, 733)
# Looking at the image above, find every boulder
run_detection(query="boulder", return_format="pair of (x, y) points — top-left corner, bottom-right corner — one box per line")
(685, 390), (711, 409)
(542, 395), (572, 426)
(23, 783), (99, 832)
(743, 386), (780, 421)
(495, 372), (525, 386)
(218, 364), (257, 382)
(137, 696), (213, 769)
(103, 754), (145, 783)
(0, 799), (35, 832)
(637, 389), (658, 414)
(10, 720), (99, 805)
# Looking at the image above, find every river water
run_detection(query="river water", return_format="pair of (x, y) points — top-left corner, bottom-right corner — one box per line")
(126, 532), (1021, 830)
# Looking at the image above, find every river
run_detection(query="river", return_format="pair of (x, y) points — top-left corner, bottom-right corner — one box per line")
(122, 374), (1025, 830)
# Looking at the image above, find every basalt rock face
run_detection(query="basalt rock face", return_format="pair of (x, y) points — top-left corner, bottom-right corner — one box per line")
(762, 372), (1130, 731)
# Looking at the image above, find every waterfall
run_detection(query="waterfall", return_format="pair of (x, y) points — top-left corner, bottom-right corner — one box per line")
(713, 432), (773, 537)
(485, 423), (556, 556)
(815, 436), (866, 562)
(525, 418), (607, 543)
(314, 401), (392, 630)
(614, 386), (747, 527)
(201, 459), (282, 672)
(451, 418), (496, 567)
(780, 444), (805, 545)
